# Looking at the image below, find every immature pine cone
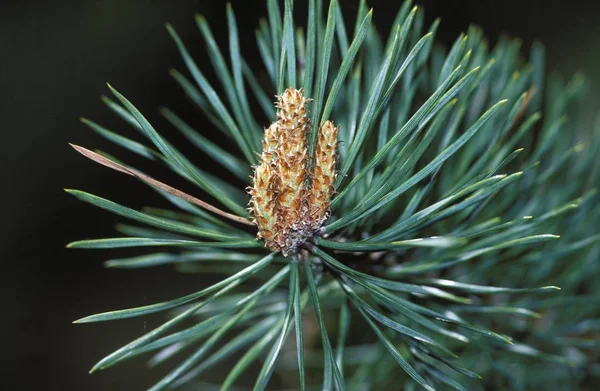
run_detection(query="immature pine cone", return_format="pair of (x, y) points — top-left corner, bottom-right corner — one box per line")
(308, 120), (339, 230)
(247, 123), (281, 252)
(248, 88), (338, 255)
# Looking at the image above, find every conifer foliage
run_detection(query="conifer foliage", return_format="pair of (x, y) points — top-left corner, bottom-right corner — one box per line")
(68, 0), (599, 389)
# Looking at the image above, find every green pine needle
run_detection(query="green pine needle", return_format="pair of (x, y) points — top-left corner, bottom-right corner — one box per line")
(67, 0), (600, 389)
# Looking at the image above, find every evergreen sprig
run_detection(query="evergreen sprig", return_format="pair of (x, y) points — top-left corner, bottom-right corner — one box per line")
(68, 0), (600, 389)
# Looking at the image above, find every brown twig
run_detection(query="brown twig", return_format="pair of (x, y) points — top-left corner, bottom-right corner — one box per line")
(69, 144), (254, 226)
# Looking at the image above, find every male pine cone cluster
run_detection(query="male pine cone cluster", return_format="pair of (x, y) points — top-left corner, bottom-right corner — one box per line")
(248, 88), (338, 256)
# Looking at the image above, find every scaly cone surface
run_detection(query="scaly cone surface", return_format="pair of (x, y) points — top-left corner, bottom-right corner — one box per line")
(273, 88), (310, 253)
(249, 88), (338, 256)
(248, 122), (281, 252)
(309, 120), (339, 231)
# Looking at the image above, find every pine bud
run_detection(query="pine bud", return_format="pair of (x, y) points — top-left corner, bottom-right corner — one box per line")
(248, 152), (281, 252)
(308, 120), (338, 230)
(274, 89), (310, 252)
(249, 88), (337, 256)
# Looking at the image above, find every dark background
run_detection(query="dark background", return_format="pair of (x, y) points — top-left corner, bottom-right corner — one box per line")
(2, 0), (598, 389)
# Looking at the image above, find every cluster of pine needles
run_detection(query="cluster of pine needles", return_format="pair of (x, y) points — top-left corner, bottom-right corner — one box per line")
(67, 0), (600, 390)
